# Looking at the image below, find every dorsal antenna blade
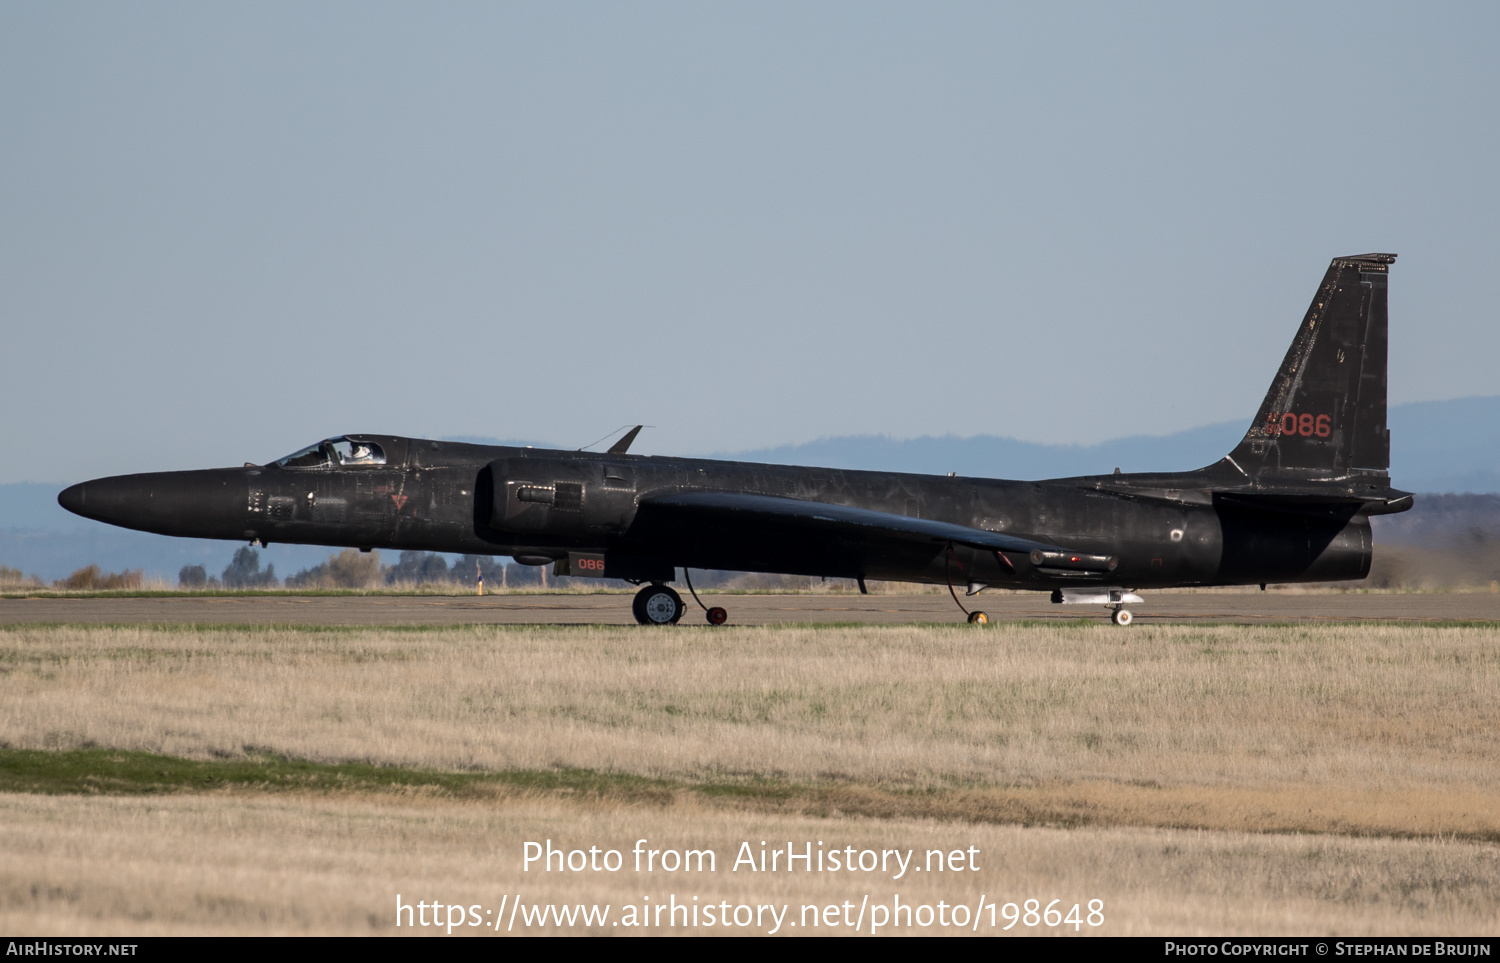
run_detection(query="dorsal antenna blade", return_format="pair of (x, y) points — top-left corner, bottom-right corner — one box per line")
(607, 425), (644, 454)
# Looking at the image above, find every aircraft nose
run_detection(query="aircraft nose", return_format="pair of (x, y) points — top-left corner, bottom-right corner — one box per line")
(54, 470), (250, 539)
(57, 482), (88, 517)
(57, 474), (151, 526)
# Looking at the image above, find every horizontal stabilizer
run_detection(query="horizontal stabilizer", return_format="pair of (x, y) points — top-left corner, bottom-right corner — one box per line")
(1214, 488), (1413, 516)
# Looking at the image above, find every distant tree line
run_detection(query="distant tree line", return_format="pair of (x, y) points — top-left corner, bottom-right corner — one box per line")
(383, 552), (547, 588)
(178, 546), (277, 589)
(3, 553), (779, 593)
(3, 551), (849, 593)
(0, 565), (43, 589)
(0, 564), (148, 591)
(170, 549), (581, 590)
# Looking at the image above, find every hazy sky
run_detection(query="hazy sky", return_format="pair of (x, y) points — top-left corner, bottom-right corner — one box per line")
(4, 2), (1497, 484)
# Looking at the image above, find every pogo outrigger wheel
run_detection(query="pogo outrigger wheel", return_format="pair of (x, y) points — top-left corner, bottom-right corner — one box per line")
(683, 568), (727, 625)
(945, 543), (988, 625)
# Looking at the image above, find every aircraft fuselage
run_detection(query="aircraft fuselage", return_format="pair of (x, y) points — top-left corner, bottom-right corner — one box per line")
(56, 254), (1415, 621)
(57, 438), (1376, 591)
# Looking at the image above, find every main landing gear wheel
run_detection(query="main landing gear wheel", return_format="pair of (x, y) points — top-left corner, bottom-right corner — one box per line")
(706, 606), (728, 625)
(967, 611), (989, 625)
(1111, 606), (1133, 626)
(633, 585), (685, 625)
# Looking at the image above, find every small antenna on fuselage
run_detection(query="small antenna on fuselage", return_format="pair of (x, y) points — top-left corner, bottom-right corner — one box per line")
(578, 424), (652, 453)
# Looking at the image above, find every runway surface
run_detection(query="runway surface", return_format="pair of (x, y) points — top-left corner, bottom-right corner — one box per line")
(2, 590), (1497, 626)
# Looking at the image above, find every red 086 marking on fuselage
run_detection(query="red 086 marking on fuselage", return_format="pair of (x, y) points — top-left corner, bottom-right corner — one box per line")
(1266, 412), (1331, 437)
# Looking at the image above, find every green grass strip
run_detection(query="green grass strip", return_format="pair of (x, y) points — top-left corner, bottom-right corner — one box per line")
(5, 749), (1497, 842)
(0, 748), (678, 800)
(0, 748), (963, 814)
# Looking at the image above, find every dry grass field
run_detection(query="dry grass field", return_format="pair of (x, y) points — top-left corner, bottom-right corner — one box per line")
(2, 792), (1497, 936)
(1, 619), (1498, 934)
(4, 622), (1498, 796)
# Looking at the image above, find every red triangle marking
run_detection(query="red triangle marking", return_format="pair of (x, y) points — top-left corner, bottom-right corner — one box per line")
(391, 494), (408, 510)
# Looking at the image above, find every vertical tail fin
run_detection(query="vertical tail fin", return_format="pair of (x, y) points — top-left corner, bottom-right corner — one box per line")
(1226, 253), (1395, 481)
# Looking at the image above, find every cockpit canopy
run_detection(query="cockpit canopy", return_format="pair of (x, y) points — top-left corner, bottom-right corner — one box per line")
(275, 437), (387, 469)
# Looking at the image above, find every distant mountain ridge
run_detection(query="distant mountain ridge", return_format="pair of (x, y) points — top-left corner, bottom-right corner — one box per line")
(446, 397), (1500, 491)
(2, 396), (1495, 580)
(717, 396), (1500, 494)
(721, 421), (1246, 483)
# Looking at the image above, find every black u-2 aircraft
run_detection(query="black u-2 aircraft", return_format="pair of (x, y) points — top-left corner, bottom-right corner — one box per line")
(60, 254), (1412, 626)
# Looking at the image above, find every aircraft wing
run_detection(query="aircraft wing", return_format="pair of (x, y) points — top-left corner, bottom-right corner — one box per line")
(635, 491), (1115, 571)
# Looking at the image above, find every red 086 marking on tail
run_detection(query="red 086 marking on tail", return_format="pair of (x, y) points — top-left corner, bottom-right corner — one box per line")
(1266, 412), (1331, 437)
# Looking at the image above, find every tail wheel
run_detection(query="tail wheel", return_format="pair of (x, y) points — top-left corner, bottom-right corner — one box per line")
(1111, 607), (1133, 626)
(705, 606), (728, 625)
(633, 585), (685, 625)
(967, 611), (989, 625)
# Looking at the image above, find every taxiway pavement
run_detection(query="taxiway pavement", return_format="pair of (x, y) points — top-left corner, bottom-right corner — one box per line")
(2, 591), (1496, 626)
